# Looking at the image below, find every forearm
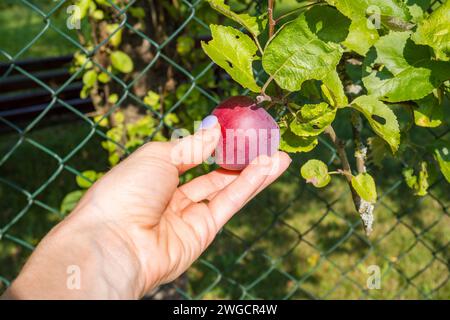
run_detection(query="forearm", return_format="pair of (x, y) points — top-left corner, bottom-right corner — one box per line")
(2, 215), (145, 300)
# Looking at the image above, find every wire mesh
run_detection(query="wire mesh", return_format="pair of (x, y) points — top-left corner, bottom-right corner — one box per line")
(0, 0), (449, 299)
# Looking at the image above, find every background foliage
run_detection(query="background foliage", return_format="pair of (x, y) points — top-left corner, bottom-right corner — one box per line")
(0, 0), (449, 299)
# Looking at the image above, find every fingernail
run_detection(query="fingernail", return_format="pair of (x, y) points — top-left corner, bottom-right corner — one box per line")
(198, 115), (218, 130)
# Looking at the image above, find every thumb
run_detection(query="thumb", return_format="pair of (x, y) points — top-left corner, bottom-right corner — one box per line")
(170, 115), (221, 173)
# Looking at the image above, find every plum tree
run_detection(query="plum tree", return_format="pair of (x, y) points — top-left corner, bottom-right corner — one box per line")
(212, 96), (280, 170)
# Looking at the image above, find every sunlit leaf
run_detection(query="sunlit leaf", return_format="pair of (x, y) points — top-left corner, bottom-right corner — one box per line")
(60, 190), (85, 214)
(202, 25), (260, 92)
(301, 159), (331, 188)
(412, 0), (450, 60)
(262, 13), (342, 92)
(351, 173), (377, 202)
(363, 31), (450, 102)
(206, 0), (265, 37)
(111, 50), (134, 73)
(289, 103), (336, 137)
(76, 170), (98, 188)
(351, 95), (400, 152)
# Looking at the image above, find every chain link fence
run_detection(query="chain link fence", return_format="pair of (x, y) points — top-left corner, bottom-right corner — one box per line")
(0, 0), (449, 299)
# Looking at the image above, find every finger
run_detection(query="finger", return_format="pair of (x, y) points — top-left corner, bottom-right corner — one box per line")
(169, 116), (221, 173)
(208, 151), (291, 229)
(179, 169), (240, 202)
(241, 151), (291, 207)
(199, 152), (291, 202)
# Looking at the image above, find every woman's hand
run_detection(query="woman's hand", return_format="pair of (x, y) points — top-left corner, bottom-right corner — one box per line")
(3, 116), (291, 299)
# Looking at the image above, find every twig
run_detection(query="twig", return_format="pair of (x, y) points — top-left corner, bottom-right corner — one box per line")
(324, 126), (373, 235)
(261, 75), (274, 94)
(268, 0), (276, 39)
(350, 112), (374, 235)
(324, 126), (352, 182)
(351, 111), (367, 174)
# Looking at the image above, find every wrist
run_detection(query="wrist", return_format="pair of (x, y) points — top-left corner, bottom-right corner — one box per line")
(4, 213), (146, 299)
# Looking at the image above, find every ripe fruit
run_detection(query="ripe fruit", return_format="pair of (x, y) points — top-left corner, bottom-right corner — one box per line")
(212, 96), (280, 170)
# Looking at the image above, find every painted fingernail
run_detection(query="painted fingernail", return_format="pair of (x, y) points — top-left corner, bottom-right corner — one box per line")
(199, 115), (218, 130)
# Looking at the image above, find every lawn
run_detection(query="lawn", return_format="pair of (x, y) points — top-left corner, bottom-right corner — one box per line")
(0, 1), (81, 61)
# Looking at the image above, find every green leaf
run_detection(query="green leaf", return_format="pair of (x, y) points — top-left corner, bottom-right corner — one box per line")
(343, 17), (379, 55)
(144, 90), (160, 109)
(413, 93), (443, 127)
(279, 126), (318, 153)
(113, 111), (125, 124)
(363, 31), (450, 102)
(301, 159), (331, 188)
(92, 9), (104, 20)
(304, 6), (351, 44)
(76, 170), (98, 188)
(202, 25), (260, 92)
(351, 173), (377, 202)
(289, 103), (336, 137)
(76, 0), (92, 19)
(94, 115), (108, 128)
(406, 0), (431, 22)
(177, 36), (195, 56)
(321, 70), (348, 107)
(325, 0), (411, 25)
(352, 95), (400, 152)
(403, 167), (417, 188)
(82, 70), (97, 88)
(111, 50), (134, 73)
(262, 14), (342, 92)
(402, 162), (429, 196)
(367, 136), (390, 167)
(80, 86), (89, 99)
(106, 24), (123, 48)
(206, 0), (265, 37)
(98, 72), (110, 84)
(433, 141), (450, 183)
(128, 7), (146, 19)
(108, 93), (119, 104)
(60, 190), (85, 214)
(164, 113), (180, 126)
(109, 153), (120, 166)
(412, 0), (449, 60)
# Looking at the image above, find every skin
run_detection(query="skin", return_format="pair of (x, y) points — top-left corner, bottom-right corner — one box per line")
(1, 120), (291, 299)
(213, 96), (280, 170)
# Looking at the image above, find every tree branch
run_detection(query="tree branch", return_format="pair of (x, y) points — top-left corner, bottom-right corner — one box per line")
(324, 126), (352, 182)
(268, 0), (276, 39)
(324, 126), (373, 235)
(351, 111), (367, 174)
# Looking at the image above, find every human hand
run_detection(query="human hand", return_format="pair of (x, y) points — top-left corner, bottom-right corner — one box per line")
(4, 116), (291, 299)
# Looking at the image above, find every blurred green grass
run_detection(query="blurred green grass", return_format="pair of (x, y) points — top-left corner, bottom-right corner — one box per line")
(0, 1), (82, 60)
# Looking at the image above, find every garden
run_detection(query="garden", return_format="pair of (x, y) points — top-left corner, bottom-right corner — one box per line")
(0, 0), (449, 299)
